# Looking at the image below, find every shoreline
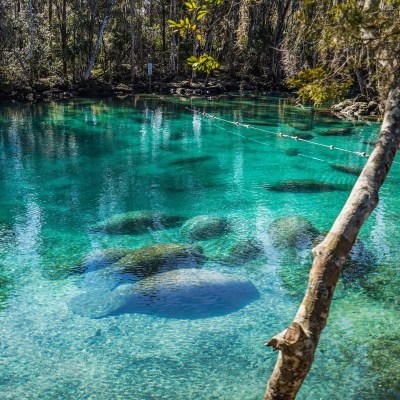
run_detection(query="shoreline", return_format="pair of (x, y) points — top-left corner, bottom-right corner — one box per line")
(0, 79), (381, 121)
(0, 77), (285, 103)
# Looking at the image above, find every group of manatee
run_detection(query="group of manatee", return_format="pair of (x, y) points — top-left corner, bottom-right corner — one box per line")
(289, 120), (357, 137)
(68, 208), (381, 319)
(71, 211), (263, 319)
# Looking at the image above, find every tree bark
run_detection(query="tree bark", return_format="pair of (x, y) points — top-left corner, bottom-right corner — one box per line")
(83, 0), (115, 80)
(264, 73), (400, 399)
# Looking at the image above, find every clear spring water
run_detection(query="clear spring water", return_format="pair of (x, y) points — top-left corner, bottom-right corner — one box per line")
(0, 93), (399, 399)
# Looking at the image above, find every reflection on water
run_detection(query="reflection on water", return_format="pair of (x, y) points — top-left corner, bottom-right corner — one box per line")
(0, 94), (399, 399)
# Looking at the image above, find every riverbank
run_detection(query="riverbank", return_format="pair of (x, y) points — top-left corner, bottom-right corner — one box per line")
(0, 77), (284, 102)
(0, 78), (382, 121)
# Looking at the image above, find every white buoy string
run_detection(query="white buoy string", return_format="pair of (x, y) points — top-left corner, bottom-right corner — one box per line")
(153, 93), (400, 165)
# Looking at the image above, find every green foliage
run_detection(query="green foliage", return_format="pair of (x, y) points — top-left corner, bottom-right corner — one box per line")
(168, 18), (197, 37)
(187, 54), (219, 74)
(168, 0), (223, 76)
(288, 67), (351, 106)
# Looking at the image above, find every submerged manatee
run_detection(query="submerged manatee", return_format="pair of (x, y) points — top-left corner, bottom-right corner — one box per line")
(289, 122), (313, 131)
(318, 127), (354, 136)
(80, 248), (133, 272)
(69, 269), (260, 319)
(92, 210), (185, 234)
(330, 163), (363, 176)
(291, 132), (314, 140)
(268, 216), (319, 250)
(223, 238), (264, 264)
(181, 215), (231, 241)
(263, 179), (347, 193)
(169, 155), (212, 166)
(115, 243), (205, 277)
(284, 148), (299, 157)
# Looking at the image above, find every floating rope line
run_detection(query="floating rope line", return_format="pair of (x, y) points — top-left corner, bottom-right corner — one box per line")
(298, 154), (326, 163)
(153, 93), (400, 165)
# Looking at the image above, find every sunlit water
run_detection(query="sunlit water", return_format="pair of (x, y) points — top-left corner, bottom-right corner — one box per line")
(0, 93), (399, 399)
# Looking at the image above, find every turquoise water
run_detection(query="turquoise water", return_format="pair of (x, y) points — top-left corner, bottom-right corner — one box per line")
(0, 93), (399, 399)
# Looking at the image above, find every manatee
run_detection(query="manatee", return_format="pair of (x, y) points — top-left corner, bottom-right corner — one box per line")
(262, 179), (347, 193)
(69, 269), (260, 319)
(181, 215), (231, 241)
(291, 131), (314, 140)
(224, 238), (264, 264)
(284, 148), (299, 157)
(115, 243), (205, 277)
(247, 121), (279, 127)
(81, 248), (133, 272)
(169, 155), (212, 166)
(330, 163), (363, 176)
(92, 210), (185, 234)
(318, 127), (354, 136)
(268, 216), (319, 250)
(289, 122), (313, 131)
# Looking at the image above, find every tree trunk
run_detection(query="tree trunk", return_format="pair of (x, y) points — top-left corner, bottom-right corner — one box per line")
(61, 0), (67, 79)
(83, 0), (115, 80)
(29, 0), (34, 82)
(355, 67), (368, 98)
(263, 73), (400, 399)
(270, 0), (291, 82)
(49, 0), (53, 26)
(129, 0), (135, 81)
(170, 0), (178, 76)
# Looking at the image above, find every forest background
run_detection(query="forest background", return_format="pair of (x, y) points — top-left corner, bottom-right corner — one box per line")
(1, 0), (397, 109)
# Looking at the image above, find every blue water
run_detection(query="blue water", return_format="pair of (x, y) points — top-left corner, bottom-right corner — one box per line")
(0, 93), (399, 399)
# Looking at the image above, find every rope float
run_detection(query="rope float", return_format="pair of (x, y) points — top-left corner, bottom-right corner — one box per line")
(152, 93), (400, 165)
